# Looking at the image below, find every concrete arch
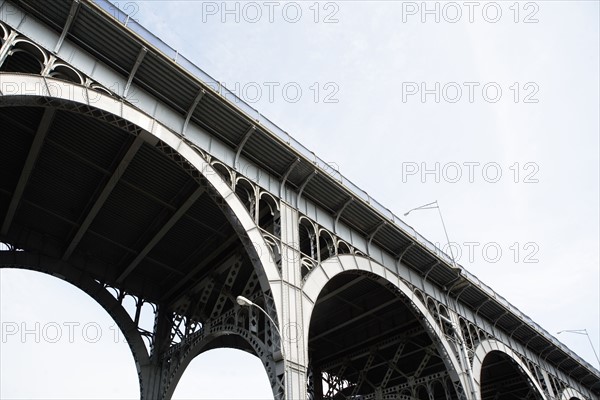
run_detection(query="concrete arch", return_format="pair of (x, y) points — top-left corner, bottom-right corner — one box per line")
(0, 252), (150, 396)
(301, 254), (471, 396)
(0, 73), (282, 309)
(472, 339), (547, 400)
(559, 387), (586, 400)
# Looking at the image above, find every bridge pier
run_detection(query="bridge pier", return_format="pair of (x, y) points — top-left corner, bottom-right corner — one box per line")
(277, 202), (310, 400)
(139, 364), (165, 400)
(138, 307), (172, 400)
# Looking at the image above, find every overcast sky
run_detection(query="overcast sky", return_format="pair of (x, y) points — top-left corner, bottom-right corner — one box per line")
(1, 1), (599, 399)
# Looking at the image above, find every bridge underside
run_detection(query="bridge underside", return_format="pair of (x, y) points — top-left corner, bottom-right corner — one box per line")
(309, 273), (460, 399)
(480, 351), (542, 400)
(0, 100), (285, 397)
(0, 104), (259, 306)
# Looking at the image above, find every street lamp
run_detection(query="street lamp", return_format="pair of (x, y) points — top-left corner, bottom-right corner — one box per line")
(557, 329), (600, 367)
(404, 200), (458, 269)
(237, 295), (289, 398)
(236, 295), (286, 361)
(404, 201), (475, 396)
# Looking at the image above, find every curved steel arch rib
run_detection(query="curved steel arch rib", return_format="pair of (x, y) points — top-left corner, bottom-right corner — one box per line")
(472, 339), (547, 400)
(0, 73), (286, 399)
(0, 251), (150, 396)
(0, 253), (283, 399)
(0, 72), (282, 303)
(301, 253), (472, 399)
(159, 313), (283, 400)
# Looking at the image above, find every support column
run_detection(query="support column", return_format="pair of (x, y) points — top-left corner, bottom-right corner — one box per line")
(0, 30), (17, 67)
(541, 369), (556, 399)
(310, 364), (324, 400)
(277, 202), (309, 399)
(140, 306), (172, 400)
(447, 309), (477, 400)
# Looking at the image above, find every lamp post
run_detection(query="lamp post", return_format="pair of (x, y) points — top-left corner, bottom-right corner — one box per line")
(404, 201), (475, 397)
(237, 295), (289, 398)
(237, 295), (286, 360)
(404, 200), (458, 269)
(557, 329), (600, 368)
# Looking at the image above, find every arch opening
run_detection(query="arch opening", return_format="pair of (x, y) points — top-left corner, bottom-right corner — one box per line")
(163, 298), (284, 400)
(0, 268), (139, 398)
(0, 41), (45, 74)
(48, 64), (84, 84)
(337, 241), (351, 255)
(211, 162), (232, 187)
(480, 350), (544, 400)
(0, 80), (285, 397)
(299, 217), (316, 259)
(318, 229), (335, 262)
(308, 271), (460, 399)
(234, 178), (256, 219)
(299, 218), (317, 279)
(172, 347), (273, 399)
(258, 192), (280, 237)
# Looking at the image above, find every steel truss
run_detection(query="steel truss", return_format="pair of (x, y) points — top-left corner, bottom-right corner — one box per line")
(0, 249), (286, 399)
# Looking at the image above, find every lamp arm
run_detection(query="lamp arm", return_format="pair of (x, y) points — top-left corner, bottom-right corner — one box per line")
(583, 330), (600, 366)
(436, 203), (457, 269)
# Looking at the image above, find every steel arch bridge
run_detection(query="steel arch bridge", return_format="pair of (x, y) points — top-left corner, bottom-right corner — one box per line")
(0, 1), (598, 399)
